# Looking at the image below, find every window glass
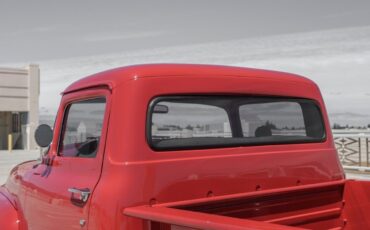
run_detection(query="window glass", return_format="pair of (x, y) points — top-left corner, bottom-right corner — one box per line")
(59, 98), (106, 158)
(149, 97), (325, 150)
(152, 101), (231, 142)
(239, 102), (306, 137)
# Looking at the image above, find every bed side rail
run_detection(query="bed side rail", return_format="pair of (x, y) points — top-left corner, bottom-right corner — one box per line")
(124, 205), (302, 230)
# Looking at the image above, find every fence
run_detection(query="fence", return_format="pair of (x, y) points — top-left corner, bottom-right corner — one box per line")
(334, 134), (370, 171)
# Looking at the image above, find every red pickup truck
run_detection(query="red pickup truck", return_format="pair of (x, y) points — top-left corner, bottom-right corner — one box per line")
(1, 64), (369, 230)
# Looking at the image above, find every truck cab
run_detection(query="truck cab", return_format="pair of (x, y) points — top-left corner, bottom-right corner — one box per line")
(1, 64), (369, 230)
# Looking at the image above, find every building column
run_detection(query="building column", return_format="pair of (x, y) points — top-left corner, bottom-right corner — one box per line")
(27, 64), (40, 150)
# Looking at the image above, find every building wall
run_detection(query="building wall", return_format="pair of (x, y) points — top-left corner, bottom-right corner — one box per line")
(0, 65), (39, 150)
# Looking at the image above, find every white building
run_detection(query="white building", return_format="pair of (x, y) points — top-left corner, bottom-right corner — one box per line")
(0, 64), (39, 150)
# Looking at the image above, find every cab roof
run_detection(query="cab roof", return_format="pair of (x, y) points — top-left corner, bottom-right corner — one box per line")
(63, 64), (315, 94)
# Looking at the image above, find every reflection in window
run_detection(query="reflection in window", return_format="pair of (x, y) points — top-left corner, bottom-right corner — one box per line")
(149, 97), (325, 150)
(152, 101), (231, 141)
(59, 98), (106, 158)
(239, 102), (306, 137)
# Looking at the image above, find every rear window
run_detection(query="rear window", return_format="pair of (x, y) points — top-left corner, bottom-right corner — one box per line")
(148, 96), (325, 151)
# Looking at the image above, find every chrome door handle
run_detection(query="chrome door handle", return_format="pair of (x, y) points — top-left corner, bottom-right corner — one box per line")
(68, 188), (91, 202)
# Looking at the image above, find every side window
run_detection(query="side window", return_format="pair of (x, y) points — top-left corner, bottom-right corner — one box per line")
(59, 98), (106, 158)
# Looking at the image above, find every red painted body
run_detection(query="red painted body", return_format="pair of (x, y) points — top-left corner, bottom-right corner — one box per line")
(0, 64), (369, 229)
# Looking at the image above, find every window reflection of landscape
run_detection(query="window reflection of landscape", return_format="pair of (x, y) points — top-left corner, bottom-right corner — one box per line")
(150, 96), (325, 150)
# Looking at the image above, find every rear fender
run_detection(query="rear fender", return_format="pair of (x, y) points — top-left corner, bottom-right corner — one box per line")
(0, 191), (19, 230)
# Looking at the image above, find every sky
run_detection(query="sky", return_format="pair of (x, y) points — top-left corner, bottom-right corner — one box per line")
(1, 1), (370, 126)
(1, 0), (370, 63)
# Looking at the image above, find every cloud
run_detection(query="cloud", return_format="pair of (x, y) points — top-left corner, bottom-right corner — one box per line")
(31, 26), (55, 32)
(330, 113), (369, 118)
(5, 25), (369, 125)
(0, 26), (57, 39)
(324, 11), (358, 19)
(82, 31), (164, 42)
(7, 26), (56, 36)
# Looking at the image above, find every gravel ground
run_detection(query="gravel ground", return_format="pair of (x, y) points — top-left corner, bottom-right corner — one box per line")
(1, 150), (370, 185)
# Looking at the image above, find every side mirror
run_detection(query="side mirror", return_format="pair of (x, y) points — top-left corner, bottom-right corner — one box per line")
(35, 124), (53, 148)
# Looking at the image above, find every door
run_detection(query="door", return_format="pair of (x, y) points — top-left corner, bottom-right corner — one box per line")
(23, 88), (111, 229)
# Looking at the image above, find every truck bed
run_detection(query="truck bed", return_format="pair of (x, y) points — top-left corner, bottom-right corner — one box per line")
(124, 180), (370, 230)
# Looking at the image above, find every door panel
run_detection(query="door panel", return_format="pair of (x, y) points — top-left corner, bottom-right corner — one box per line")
(23, 88), (111, 229)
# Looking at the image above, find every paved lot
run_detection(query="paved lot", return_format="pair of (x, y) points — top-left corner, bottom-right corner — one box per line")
(1, 150), (370, 185)
(346, 171), (370, 180)
(0, 150), (40, 184)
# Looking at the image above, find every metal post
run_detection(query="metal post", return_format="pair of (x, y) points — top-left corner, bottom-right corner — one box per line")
(359, 138), (362, 166)
(367, 138), (369, 167)
(8, 134), (12, 152)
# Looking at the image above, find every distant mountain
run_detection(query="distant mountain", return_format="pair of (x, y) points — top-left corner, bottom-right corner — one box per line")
(5, 26), (370, 126)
